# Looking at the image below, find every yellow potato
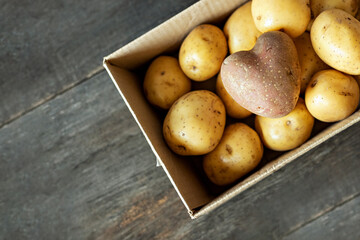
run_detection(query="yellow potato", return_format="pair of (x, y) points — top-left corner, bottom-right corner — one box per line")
(223, 1), (262, 54)
(143, 56), (191, 109)
(305, 70), (360, 122)
(252, 0), (311, 38)
(294, 32), (328, 93)
(311, 0), (358, 17)
(216, 74), (252, 119)
(203, 123), (263, 186)
(306, 18), (314, 32)
(353, 75), (360, 87)
(255, 98), (314, 151)
(311, 9), (360, 75)
(163, 90), (226, 156)
(179, 24), (228, 82)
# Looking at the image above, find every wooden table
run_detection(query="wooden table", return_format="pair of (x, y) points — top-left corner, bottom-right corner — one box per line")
(1, 1), (360, 239)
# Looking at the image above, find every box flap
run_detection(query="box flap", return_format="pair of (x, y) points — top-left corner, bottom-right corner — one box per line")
(104, 0), (248, 70)
(104, 61), (215, 212)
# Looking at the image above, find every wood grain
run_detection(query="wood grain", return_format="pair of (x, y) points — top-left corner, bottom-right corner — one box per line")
(1, 70), (360, 240)
(0, 0), (197, 127)
(283, 194), (360, 240)
(0, 71), (184, 239)
(1, 0), (360, 239)
(204, 123), (360, 240)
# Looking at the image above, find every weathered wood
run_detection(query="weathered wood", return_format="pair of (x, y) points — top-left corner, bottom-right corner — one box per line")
(2, 0), (360, 239)
(0, 71), (184, 239)
(199, 122), (360, 240)
(0, 0), (197, 127)
(0, 70), (360, 240)
(283, 194), (360, 240)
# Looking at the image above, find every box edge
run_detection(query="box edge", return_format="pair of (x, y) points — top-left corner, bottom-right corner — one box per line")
(192, 110), (360, 218)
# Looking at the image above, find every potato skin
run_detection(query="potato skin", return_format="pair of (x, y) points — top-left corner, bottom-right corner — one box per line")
(223, 1), (261, 54)
(143, 56), (191, 109)
(216, 74), (252, 119)
(305, 70), (360, 122)
(252, 0), (311, 38)
(203, 123), (263, 186)
(311, 0), (359, 17)
(306, 18), (314, 32)
(179, 24), (228, 82)
(255, 98), (314, 151)
(294, 32), (328, 94)
(354, 75), (360, 87)
(311, 9), (360, 75)
(163, 90), (226, 156)
(221, 31), (301, 118)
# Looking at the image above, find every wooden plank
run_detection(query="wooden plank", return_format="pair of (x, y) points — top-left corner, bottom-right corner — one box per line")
(182, 122), (360, 240)
(1, 1), (360, 237)
(0, 71), (187, 239)
(0, 0), (197, 127)
(283, 194), (360, 240)
(1, 69), (360, 239)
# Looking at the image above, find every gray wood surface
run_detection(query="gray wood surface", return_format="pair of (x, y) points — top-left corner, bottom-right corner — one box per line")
(284, 196), (360, 240)
(0, 0), (196, 127)
(1, 0), (360, 240)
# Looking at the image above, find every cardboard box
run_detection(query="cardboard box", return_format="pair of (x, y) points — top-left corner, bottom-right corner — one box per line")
(104, 0), (360, 218)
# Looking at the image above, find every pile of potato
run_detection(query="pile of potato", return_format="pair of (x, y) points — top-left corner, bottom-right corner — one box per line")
(143, 0), (360, 186)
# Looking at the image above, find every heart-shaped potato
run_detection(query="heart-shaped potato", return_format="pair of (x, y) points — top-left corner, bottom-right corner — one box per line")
(221, 31), (301, 118)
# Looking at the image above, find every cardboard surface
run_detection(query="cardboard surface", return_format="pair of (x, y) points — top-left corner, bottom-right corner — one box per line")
(104, 0), (360, 218)
(191, 110), (360, 218)
(104, 62), (214, 213)
(105, 0), (247, 69)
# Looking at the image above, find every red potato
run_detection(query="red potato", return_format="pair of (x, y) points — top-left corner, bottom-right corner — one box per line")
(216, 74), (252, 119)
(221, 31), (301, 118)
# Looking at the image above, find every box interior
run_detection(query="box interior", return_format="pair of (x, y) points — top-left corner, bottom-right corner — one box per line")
(104, 0), (360, 218)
